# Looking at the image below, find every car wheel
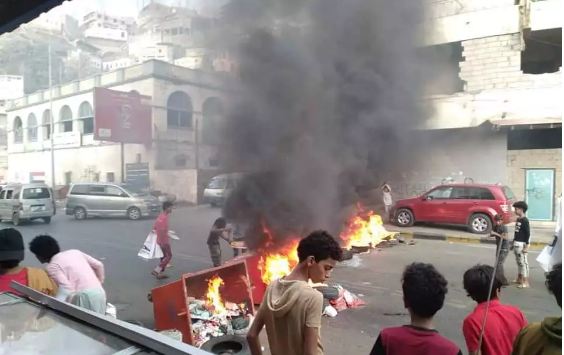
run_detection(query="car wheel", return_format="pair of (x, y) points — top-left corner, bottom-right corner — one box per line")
(395, 208), (414, 227)
(201, 335), (250, 355)
(74, 207), (87, 220)
(469, 213), (492, 234)
(127, 207), (141, 220)
(43, 217), (51, 224)
(12, 213), (20, 226)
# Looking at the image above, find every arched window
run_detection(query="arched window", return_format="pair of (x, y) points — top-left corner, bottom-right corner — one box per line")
(13, 117), (23, 143)
(78, 101), (94, 134)
(166, 91), (192, 129)
(27, 113), (38, 142)
(42, 109), (52, 140)
(59, 105), (73, 133)
(202, 97), (224, 144)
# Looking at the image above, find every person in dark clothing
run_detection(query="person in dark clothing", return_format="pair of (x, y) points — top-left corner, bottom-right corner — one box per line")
(207, 218), (232, 267)
(370, 262), (462, 355)
(491, 214), (509, 285)
(512, 263), (562, 355)
(512, 201), (531, 288)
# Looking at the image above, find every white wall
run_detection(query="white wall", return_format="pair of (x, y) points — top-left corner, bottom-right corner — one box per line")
(7, 142), (148, 186)
(152, 169), (198, 203)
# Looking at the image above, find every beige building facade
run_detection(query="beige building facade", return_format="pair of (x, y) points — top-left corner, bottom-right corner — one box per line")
(5, 60), (232, 203)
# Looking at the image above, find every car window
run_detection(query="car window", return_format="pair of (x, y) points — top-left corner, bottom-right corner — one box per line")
(427, 187), (453, 199)
(70, 185), (90, 195)
(208, 178), (226, 189)
(89, 186), (106, 195)
(476, 188), (495, 200)
(502, 186), (516, 200)
(22, 188), (50, 199)
(0, 190), (5, 199)
(5, 190), (13, 199)
(451, 187), (470, 199)
(106, 186), (126, 197)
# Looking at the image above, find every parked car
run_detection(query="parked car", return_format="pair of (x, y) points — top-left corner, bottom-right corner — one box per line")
(65, 183), (161, 220)
(203, 173), (244, 207)
(392, 183), (516, 234)
(0, 183), (55, 225)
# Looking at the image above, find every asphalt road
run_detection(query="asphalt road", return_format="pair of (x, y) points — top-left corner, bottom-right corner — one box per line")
(5, 206), (559, 354)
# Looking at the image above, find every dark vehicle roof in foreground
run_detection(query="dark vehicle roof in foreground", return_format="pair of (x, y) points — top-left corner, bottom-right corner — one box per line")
(0, 283), (210, 355)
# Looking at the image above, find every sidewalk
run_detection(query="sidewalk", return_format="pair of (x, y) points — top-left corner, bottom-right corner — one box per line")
(385, 223), (555, 250)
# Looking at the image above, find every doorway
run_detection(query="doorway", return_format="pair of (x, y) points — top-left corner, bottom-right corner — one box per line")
(525, 169), (555, 221)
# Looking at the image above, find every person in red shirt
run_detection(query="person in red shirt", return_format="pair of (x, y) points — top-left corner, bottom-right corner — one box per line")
(462, 264), (527, 355)
(151, 201), (174, 279)
(370, 262), (462, 355)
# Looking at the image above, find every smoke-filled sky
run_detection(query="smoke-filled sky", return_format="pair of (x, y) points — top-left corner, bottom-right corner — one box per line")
(220, 0), (434, 247)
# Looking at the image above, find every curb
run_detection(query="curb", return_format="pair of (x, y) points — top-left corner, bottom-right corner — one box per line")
(399, 231), (548, 251)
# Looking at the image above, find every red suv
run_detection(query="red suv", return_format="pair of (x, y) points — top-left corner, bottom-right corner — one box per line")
(392, 184), (515, 234)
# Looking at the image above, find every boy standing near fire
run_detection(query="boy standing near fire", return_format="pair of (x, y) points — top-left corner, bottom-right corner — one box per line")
(512, 201), (531, 288)
(247, 230), (343, 355)
(207, 218), (232, 267)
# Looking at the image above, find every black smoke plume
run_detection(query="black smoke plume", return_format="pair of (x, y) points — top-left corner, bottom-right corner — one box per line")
(218, 0), (432, 249)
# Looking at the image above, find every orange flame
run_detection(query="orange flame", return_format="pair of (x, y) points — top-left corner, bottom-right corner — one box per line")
(340, 205), (396, 249)
(257, 223), (300, 285)
(258, 240), (300, 285)
(205, 275), (226, 315)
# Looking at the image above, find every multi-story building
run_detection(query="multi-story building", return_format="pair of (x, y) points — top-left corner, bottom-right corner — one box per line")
(416, 0), (562, 221)
(0, 75), (24, 182)
(80, 11), (134, 57)
(4, 60), (232, 203)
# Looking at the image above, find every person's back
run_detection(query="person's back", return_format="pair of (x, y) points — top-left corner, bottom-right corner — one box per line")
(370, 262), (461, 355)
(463, 299), (527, 355)
(462, 264), (527, 355)
(262, 278), (323, 355)
(512, 318), (561, 355)
(512, 263), (562, 355)
(375, 326), (460, 355)
(48, 249), (103, 293)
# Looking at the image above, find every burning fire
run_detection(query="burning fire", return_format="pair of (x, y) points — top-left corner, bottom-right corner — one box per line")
(258, 240), (300, 285)
(257, 223), (300, 285)
(205, 275), (226, 314)
(340, 205), (397, 250)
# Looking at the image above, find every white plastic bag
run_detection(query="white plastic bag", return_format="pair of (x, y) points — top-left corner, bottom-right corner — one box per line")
(138, 231), (164, 260)
(106, 303), (117, 318)
(536, 245), (553, 273)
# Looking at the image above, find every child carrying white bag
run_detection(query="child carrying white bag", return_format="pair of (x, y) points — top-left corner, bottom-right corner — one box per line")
(138, 231), (164, 260)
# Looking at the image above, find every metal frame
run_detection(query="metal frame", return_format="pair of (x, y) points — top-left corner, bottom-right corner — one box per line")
(9, 282), (211, 355)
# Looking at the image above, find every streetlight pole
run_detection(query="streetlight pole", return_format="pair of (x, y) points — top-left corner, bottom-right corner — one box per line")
(48, 42), (55, 188)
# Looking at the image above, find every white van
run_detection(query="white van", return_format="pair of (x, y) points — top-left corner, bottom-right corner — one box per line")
(203, 173), (244, 207)
(0, 183), (55, 225)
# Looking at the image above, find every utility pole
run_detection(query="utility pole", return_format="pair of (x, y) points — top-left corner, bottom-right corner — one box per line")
(48, 42), (55, 189)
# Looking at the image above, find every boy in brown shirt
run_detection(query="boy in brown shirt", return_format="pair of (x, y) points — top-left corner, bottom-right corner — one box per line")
(247, 230), (343, 355)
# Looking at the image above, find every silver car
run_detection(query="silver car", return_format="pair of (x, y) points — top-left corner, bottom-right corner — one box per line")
(0, 183), (55, 225)
(65, 183), (161, 220)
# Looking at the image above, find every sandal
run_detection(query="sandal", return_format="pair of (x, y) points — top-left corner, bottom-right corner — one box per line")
(517, 283), (530, 289)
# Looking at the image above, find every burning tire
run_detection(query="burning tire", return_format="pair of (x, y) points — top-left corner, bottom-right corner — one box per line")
(201, 335), (250, 355)
(395, 208), (414, 227)
(468, 213), (492, 234)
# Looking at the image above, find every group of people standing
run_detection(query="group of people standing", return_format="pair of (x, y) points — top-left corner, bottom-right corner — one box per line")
(0, 228), (107, 314)
(243, 228), (561, 355)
